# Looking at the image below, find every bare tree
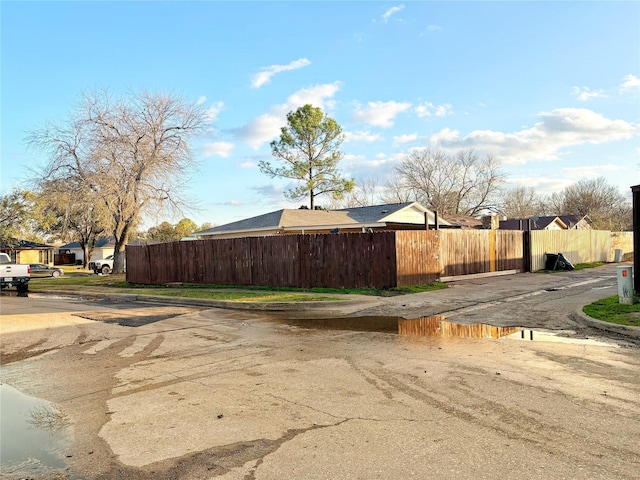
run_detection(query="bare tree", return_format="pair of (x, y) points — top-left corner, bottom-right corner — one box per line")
(541, 177), (631, 231)
(498, 186), (542, 218)
(27, 89), (209, 273)
(326, 176), (381, 209)
(392, 148), (505, 216)
(381, 173), (418, 204)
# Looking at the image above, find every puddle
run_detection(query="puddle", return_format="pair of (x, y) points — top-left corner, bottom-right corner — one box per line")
(272, 314), (521, 339)
(399, 316), (521, 339)
(0, 383), (73, 476)
(275, 315), (400, 333)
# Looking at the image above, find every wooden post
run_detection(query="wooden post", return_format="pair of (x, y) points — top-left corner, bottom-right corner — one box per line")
(434, 211), (439, 230)
(489, 229), (496, 272)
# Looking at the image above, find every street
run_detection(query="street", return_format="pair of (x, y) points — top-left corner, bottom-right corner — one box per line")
(1, 265), (639, 479)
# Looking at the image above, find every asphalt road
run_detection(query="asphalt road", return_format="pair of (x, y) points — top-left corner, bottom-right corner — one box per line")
(0, 264), (639, 479)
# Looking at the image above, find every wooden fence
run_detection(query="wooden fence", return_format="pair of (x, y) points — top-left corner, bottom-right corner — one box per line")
(54, 253), (76, 265)
(438, 230), (524, 277)
(126, 233), (398, 289)
(126, 229), (631, 289)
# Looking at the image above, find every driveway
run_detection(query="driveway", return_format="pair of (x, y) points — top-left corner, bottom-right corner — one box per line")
(0, 265), (638, 479)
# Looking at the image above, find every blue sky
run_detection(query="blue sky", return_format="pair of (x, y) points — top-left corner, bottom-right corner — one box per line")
(2, 1), (639, 228)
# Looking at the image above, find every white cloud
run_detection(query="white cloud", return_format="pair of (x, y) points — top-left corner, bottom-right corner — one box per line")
(393, 133), (418, 145)
(237, 160), (257, 169)
(235, 112), (284, 150)
(420, 24), (443, 36)
(562, 163), (623, 177)
(202, 141), (234, 158)
(427, 108), (639, 165)
(571, 86), (606, 101)
(342, 153), (367, 163)
(235, 82), (341, 149)
(353, 100), (412, 128)
(343, 154), (395, 171)
(344, 130), (382, 143)
(251, 58), (311, 89)
(204, 101), (224, 122)
(506, 176), (574, 195)
(415, 102), (453, 118)
(286, 82), (341, 111)
(382, 5), (404, 23)
(620, 74), (640, 92)
(251, 184), (285, 204)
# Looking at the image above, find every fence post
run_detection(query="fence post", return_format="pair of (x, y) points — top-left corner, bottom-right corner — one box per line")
(523, 230), (531, 272)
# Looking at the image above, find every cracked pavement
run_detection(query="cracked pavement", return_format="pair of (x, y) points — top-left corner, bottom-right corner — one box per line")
(1, 264), (639, 479)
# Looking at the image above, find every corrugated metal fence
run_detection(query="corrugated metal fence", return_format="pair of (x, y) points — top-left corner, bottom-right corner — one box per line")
(126, 229), (632, 288)
(529, 230), (613, 271)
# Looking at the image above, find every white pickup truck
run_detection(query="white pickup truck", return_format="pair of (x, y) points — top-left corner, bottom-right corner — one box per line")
(89, 255), (114, 275)
(0, 252), (30, 293)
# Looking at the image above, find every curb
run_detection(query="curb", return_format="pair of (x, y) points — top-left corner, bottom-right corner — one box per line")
(570, 310), (640, 339)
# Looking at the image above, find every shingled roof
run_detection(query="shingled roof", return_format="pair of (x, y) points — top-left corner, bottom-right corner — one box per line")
(195, 202), (449, 237)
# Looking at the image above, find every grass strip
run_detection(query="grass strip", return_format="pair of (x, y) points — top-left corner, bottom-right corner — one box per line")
(582, 295), (640, 327)
(29, 273), (448, 301)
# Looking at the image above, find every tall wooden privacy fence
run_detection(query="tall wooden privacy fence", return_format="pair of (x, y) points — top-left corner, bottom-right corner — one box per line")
(126, 229), (526, 289)
(126, 229), (632, 289)
(126, 233), (399, 289)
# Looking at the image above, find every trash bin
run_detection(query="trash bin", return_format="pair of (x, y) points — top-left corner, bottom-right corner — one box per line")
(545, 253), (559, 270)
(545, 253), (574, 271)
(614, 249), (623, 262)
(557, 253), (575, 271)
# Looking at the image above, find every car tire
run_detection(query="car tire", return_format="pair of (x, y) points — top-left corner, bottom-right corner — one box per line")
(16, 284), (28, 294)
(101, 265), (111, 275)
(52, 270), (61, 278)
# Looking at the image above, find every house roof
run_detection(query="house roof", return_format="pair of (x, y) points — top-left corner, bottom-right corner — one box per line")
(442, 214), (484, 229)
(0, 240), (54, 250)
(195, 202), (450, 237)
(557, 215), (591, 228)
(499, 216), (568, 230)
(59, 236), (115, 249)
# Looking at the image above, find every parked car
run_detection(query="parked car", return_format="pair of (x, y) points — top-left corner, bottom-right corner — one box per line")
(29, 263), (64, 278)
(89, 255), (116, 275)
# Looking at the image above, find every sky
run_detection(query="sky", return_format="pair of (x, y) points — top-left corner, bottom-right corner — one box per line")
(2, 1), (639, 229)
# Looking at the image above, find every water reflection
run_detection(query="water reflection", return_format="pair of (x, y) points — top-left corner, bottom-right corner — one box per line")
(272, 314), (521, 339)
(28, 403), (71, 433)
(399, 316), (521, 339)
(0, 383), (72, 476)
(276, 315), (400, 333)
